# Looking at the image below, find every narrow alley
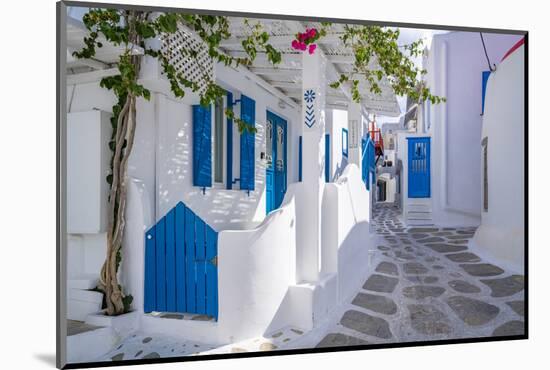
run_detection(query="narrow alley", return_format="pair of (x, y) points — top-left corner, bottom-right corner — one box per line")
(314, 203), (525, 347)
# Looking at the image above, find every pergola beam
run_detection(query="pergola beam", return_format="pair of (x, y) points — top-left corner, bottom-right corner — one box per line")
(220, 33), (343, 48)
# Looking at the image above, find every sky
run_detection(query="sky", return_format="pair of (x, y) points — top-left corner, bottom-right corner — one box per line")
(376, 27), (449, 127)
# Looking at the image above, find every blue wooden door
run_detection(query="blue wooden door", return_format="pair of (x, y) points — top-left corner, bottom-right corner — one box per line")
(144, 201), (218, 320)
(407, 137), (431, 198)
(266, 111), (287, 214)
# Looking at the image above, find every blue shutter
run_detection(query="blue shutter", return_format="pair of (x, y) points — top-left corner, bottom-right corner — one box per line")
(325, 134), (330, 182)
(226, 92), (234, 190)
(298, 136), (303, 182)
(193, 105), (212, 188)
(240, 95), (255, 191)
(481, 71), (491, 115)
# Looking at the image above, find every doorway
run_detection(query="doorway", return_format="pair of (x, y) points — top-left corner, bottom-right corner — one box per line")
(266, 111), (288, 214)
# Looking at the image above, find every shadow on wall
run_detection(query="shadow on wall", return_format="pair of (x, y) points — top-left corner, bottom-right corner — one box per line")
(337, 220), (372, 302)
(157, 112), (268, 231)
(334, 157), (349, 182)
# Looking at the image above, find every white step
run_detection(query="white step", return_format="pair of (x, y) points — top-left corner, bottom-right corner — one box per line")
(66, 326), (116, 364)
(68, 274), (99, 290)
(67, 288), (103, 321)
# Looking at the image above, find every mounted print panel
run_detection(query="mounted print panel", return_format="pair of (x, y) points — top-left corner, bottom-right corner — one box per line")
(58, 2), (527, 369)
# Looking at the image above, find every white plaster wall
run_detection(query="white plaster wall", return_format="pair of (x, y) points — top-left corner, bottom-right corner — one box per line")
(216, 185), (297, 341)
(473, 43), (525, 273)
(67, 81), (157, 295)
(67, 110), (111, 234)
(396, 132), (433, 221)
(119, 178), (153, 316)
(322, 164), (372, 302)
(422, 31), (522, 227)
(68, 65), (300, 236)
(330, 109), (349, 181)
(152, 62), (301, 231)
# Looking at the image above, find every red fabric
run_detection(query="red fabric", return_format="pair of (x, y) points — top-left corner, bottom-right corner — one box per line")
(501, 37), (525, 62)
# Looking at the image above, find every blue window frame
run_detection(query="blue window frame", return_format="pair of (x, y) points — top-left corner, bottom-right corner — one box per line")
(342, 128), (348, 158)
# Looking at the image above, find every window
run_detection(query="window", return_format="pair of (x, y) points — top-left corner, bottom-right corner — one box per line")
(342, 128), (348, 157)
(266, 119), (273, 168)
(276, 125), (284, 171)
(214, 97), (224, 184)
(482, 137), (488, 211)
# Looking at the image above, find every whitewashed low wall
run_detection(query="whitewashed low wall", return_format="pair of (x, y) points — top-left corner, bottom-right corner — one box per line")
(120, 178), (153, 318)
(140, 184), (298, 344)
(216, 184), (297, 342)
(322, 164), (374, 302)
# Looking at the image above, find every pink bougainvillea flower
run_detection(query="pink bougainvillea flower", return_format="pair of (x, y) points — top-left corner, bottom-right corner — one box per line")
(300, 42), (307, 51)
(309, 28), (317, 38)
(308, 44), (317, 54)
(291, 39), (300, 49)
(298, 32), (306, 41)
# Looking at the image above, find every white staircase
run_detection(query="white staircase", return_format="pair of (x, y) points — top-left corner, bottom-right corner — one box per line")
(406, 203), (433, 225)
(67, 274), (103, 321)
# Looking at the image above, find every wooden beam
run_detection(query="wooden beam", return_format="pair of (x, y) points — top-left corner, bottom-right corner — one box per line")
(66, 68), (119, 85)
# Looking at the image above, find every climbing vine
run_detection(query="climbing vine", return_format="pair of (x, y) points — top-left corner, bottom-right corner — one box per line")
(329, 25), (445, 104)
(73, 9), (280, 315)
(73, 9), (442, 316)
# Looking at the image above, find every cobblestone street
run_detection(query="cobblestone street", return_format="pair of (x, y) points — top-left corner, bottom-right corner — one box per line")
(94, 203), (525, 363)
(314, 203), (525, 347)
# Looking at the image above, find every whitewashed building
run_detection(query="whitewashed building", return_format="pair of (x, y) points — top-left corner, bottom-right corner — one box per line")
(472, 38), (525, 273)
(396, 31), (523, 226)
(64, 10), (402, 361)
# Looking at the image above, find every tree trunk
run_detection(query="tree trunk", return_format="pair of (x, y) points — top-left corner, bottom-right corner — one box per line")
(99, 11), (143, 316)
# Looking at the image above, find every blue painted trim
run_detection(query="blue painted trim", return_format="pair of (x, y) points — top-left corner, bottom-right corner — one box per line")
(240, 95), (256, 191)
(407, 137), (431, 198)
(226, 92), (233, 190)
(155, 217), (166, 312)
(325, 134), (331, 182)
(144, 225), (156, 313)
(175, 203), (186, 313)
(481, 70), (491, 115)
(362, 136), (375, 191)
(165, 209), (176, 312)
(195, 218), (206, 315)
(298, 136), (302, 182)
(192, 105), (213, 188)
(342, 128), (348, 158)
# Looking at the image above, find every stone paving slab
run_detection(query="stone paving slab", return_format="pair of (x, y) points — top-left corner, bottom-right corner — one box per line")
(403, 262), (429, 275)
(425, 243), (468, 253)
(316, 333), (368, 348)
(445, 252), (481, 263)
(352, 292), (398, 315)
(460, 263), (505, 277)
(405, 275), (439, 284)
(375, 262), (399, 276)
(340, 310), (393, 339)
(448, 280), (481, 294)
(407, 304), (451, 335)
(402, 285), (446, 300)
(363, 274), (399, 293)
(480, 275), (524, 297)
(506, 301), (525, 317)
(446, 296), (500, 326)
(492, 320), (524, 336)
